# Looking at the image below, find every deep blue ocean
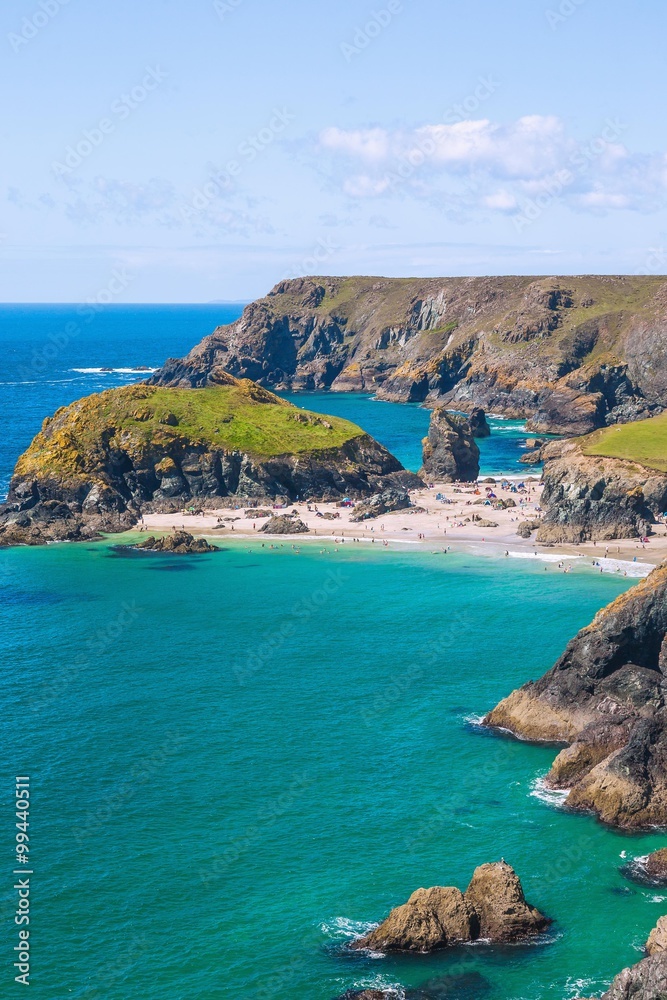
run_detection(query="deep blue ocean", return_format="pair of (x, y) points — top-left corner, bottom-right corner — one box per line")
(0, 306), (659, 1000)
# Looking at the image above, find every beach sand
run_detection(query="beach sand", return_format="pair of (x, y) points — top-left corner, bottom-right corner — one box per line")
(137, 477), (666, 578)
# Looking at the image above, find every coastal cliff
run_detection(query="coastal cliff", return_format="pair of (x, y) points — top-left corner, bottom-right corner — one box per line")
(537, 414), (667, 543)
(150, 275), (667, 434)
(0, 374), (420, 546)
(484, 564), (667, 829)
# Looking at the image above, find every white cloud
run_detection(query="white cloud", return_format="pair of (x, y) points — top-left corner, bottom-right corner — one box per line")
(317, 115), (667, 218)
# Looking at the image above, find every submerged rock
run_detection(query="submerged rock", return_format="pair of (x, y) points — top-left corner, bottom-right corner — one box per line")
(133, 531), (218, 554)
(351, 862), (549, 953)
(420, 410), (480, 483)
(259, 515), (310, 534)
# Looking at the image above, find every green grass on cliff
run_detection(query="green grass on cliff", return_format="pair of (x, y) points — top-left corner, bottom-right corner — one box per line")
(582, 412), (667, 473)
(16, 380), (365, 481)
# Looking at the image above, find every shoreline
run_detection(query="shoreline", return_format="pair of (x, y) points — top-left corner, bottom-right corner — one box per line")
(130, 479), (662, 578)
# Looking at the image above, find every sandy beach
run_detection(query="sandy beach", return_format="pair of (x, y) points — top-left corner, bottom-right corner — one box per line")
(137, 476), (666, 577)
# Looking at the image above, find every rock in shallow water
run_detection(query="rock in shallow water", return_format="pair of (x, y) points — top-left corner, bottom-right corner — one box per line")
(350, 862), (549, 953)
(646, 849), (667, 883)
(133, 531), (218, 554)
(259, 515), (310, 534)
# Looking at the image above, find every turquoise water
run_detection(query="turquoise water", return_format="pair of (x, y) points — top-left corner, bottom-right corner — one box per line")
(2, 538), (663, 999)
(281, 392), (542, 476)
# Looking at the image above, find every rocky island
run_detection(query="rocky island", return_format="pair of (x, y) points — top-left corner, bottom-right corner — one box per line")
(0, 373), (421, 547)
(150, 274), (667, 434)
(483, 562), (667, 829)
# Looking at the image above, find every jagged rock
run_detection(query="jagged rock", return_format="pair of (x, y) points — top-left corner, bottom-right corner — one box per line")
(351, 863), (548, 953)
(149, 275), (667, 434)
(245, 508), (272, 518)
(469, 407), (491, 438)
(259, 515), (310, 534)
(517, 520), (541, 538)
(133, 531), (218, 554)
(519, 449), (543, 465)
(350, 489), (412, 521)
(464, 862), (550, 942)
(420, 410), (480, 483)
(598, 953), (667, 1000)
(647, 916), (667, 956)
(537, 438), (666, 544)
(646, 850), (667, 882)
(483, 563), (667, 829)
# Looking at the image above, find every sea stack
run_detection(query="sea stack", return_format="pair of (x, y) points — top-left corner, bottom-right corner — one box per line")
(351, 862), (549, 953)
(420, 409), (480, 483)
(469, 407), (491, 438)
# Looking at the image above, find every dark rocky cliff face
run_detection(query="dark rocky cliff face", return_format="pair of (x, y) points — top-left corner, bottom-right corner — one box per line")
(420, 410), (480, 482)
(150, 275), (667, 434)
(483, 564), (667, 829)
(537, 439), (667, 544)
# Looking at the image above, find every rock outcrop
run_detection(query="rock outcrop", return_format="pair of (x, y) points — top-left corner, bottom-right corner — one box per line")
(150, 275), (667, 434)
(349, 489), (412, 521)
(133, 531), (218, 554)
(420, 410), (480, 483)
(0, 377), (421, 547)
(259, 515), (310, 534)
(598, 953), (667, 1000)
(647, 916), (667, 956)
(537, 438), (667, 544)
(469, 407), (491, 438)
(646, 850), (667, 882)
(351, 862), (549, 953)
(483, 563), (667, 829)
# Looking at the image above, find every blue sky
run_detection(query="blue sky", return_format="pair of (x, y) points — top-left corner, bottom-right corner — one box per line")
(1, 0), (666, 302)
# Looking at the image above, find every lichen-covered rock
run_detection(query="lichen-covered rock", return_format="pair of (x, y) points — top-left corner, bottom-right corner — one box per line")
(351, 863), (548, 953)
(420, 410), (480, 483)
(484, 563), (667, 829)
(259, 515), (310, 535)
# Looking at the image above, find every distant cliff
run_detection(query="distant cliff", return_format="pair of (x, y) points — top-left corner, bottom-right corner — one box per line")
(150, 275), (667, 434)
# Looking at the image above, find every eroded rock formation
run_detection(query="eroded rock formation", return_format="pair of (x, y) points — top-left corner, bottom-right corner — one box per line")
(484, 564), (667, 829)
(150, 275), (667, 434)
(351, 862), (549, 953)
(420, 410), (480, 483)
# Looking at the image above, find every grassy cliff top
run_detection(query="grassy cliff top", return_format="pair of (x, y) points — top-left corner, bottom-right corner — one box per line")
(16, 377), (365, 481)
(582, 412), (667, 473)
